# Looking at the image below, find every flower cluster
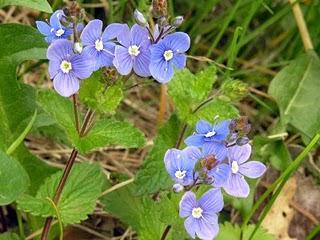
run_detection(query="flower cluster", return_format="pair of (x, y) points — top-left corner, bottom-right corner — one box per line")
(36, 8), (190, 97)
(164, 117), (266, 239)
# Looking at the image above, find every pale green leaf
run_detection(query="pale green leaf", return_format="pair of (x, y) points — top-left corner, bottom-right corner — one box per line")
(0, 0), (52, 13)
(269, 51), (320, 138)
(0, 232), (21, 240)
(0, 150), (29, 205)
(17, 163), (105, 224)
(134, 115), (181, 195)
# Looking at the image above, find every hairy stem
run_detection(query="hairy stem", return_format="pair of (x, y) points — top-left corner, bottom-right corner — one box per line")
(40, 109), (94, 240)
(157, 84), (168, 126)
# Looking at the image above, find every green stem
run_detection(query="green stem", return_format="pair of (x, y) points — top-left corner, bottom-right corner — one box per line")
(306, 224), (320, 240)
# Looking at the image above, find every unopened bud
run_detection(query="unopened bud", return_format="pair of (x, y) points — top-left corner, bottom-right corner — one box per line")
(158, 16), (168, 27)
(236, 137), (250, 146)
(152, 0), (167, 17)
(172, 16), (184, 27)
(134, 9), (148, 27)
(172, 183), (184, 193)
(74, 42), (83, 53)
(221, 79), (249, 101)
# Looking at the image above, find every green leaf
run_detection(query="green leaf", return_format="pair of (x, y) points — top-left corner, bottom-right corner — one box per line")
(17, 163), (105, 224)
(0, 24), (56, 194)
(269, 51), (320, 138)
(77, 118), (145, 154)
(0, 150), (29, 205)
(168, 66), (217, 123)
(134, 115), (181, 195)
(0, 0), (52, 13)
(79, 71), (124, 114)
(0, 232), (22, 240)
(216, 222), (275, 240)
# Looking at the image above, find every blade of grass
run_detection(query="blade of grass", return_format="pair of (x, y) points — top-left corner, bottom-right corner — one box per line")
(305, 224), (320, 240)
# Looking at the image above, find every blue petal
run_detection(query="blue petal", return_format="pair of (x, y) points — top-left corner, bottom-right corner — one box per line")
(196, 120), (212, 134)
(182, 146), (202, 162)
(198, 188), (224, 213)
(164, 148), (182, 177)
(213, 120), (231, 141)
(163, 32), (190, 52)
(133, 44), (151, 77)
(71, 54), (93, 80)
(239, 161), (266, 179)
(195, 218), (219, 240)
(80, 19), (103, 46)
(102, 23), (127, 41)
(48, 60), (60, 78)
(184, 134), (205, 147)
(149, 57), (174, 83)
(173, 54), (186, 69)
(208, 163), (231, 188)
(131, 24), (150, 45)
(113, 45), (133, 75)
(47, 39), (74, 61)
(36, 21), (51, 36)
(53, 72), (79, 97)
(202, 142), (227, 162)
(184, 216), (196, 239)
(117, 24), (131, 47)
(180, 191), (197, 218)
(50, 10), (64, 29)
(223, 173), (250, 198)
(228, 143), (252, 164)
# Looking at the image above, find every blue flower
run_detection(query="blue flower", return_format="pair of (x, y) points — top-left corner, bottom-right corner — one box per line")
(149, 32), (190, 83)
(36, 10), (72, 43)
(185, 119), (231, 147)
(47, 39), (93, 97)
(222, 144), (266, 198)
(113, 24), (152, 77)
(179, 189), (223, 239)
(164, 146), (200, 186)
(80, 20), (125, 71)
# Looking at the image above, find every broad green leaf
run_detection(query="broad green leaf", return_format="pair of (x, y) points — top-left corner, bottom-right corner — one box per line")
(0, 24), (56, 194)
(216, 222), (275, 240)
(0, 232), (21, 240)
(0, 0), (52, 13)
(79, 71), (124, 114)
(269, 51), (320, 138)
(102, 183), (186, 240)
(77, 118), (145, 154)
(168, 66), (217, 123)
(134, 115), (181, 195)
(0, 150), (29, 205)
(17, 163), (105, 224)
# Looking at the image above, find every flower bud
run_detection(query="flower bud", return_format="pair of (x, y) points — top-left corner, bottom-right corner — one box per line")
(236, 137), (250, 146)
(172, 16), (184, 28)
(172, 183), (184, 193)
(73, 42), (83, 53)
(221, 79), (249, 101)
(152, 0), (167, 17)
(134, 9), (149, 27)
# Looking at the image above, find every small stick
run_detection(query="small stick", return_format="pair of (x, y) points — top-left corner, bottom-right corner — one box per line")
(157, 84), (168, 126)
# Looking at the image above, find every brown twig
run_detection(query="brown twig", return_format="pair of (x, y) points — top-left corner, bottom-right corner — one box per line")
(157, 84), (168, 126)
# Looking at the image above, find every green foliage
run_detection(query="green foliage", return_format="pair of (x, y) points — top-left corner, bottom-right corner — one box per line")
(0, 24), (56, 194)
(17, 163), (105, 224)
(0, 0), (52, 12)
(269, 51), (320, 139)
(221, 79), (249, 101)
(0, 232), (21, 240)
(77, 118), (146, 154)
(0, 151), (29, 205)
(168, 66), (216, 123)
(216, 222), (275, 240)
(102, 182), (187, 240)
(79, 71), (124, 114)
(134, 115), (181, 195)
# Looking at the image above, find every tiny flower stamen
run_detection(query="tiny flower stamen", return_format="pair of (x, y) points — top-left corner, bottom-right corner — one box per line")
(205, 130), (216, 138)
(60, 60), (72, 73)
(231, 161), (239, 174)
(55, 28), (65, 37)
(128, 45), (140, 56)
(163, 50), (173, 61)
(175, 170), (187, 179)
(95, 39), (104, 51)
(192, 207), (203, 219)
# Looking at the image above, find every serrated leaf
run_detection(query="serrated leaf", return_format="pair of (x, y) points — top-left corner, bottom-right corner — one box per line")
(0, 0), (52, 13)
(0, 24), (56, 194)
(77, 118), (145, 154)
(216, 222), (275, 240)
(269, 51), (320, 138)
(0, 150), (29, 205)
(17, 163), (105, 224)
(79, 71), (123, 114)
(0, 232), (21, 240)
(134, 115), (181, 195)
(168, 66), (217, 122)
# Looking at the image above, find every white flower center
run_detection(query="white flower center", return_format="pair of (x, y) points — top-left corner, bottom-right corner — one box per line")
(55, 28), (65, 37)
(175, 170), (186, 179)
(95, 39), (104, 51)
(163, 50), (173, 61)
(60, 60), (72, 73)
(128, 45), (140, 56)
(231, 161), (239, 174)
(205, 130), (216, 138)
(192, 207), (203, 219)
